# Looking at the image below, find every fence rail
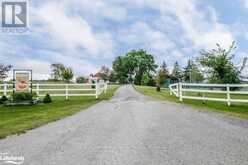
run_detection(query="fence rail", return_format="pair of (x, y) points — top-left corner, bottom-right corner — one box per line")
(0, 82), (108, 99)
(169, 83), (248, 106)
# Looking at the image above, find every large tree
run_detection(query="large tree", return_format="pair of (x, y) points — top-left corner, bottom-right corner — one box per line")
(109, 70), (118, 83)
(112, 56), (129, 84)
(0, 64), (11, 81)
(198, 42), (240, 84)
(183, 60), (204, 83)
(50, 63), (65, 81)
(112, 49), (157, 85)
(61, 67), (74, 82)
(128, 50), (157, 85)
(171, 61), (183, 81)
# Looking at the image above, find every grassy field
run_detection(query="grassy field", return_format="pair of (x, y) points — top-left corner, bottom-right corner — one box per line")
(0, 85), (119, 139)
(135, 86), (248, 119)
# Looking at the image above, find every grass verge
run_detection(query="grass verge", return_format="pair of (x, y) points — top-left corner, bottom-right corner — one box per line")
(0, 85), (120, 139)
(135, 86), (248, 119)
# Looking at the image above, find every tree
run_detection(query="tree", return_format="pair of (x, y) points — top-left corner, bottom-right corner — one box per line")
(198, 42), (240, 84)
(156, 61), (169, 87)
(128, 50), (157, 85)
(61, 67), (74, 82)
(109, 71), (117, 83)
(141, 73), (155, 86)
(183, 60), (204, 83)
(76, 76), (86, 83)
(0, 64), (11, 81)
(112, 49), (157, 85)
(50, 63), (65, 81)
(171, 61), (183, 81)
(112, 56), (129, 84)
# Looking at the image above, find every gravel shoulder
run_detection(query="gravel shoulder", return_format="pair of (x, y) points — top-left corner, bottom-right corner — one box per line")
(0, 85), (248, 165)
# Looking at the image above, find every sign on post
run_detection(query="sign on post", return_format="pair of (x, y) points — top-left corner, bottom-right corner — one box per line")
(13, 69), (32, 94)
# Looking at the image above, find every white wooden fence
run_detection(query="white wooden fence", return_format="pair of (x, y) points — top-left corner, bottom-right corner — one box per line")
(0, 81), (108, 99)
(169, 83), (248, 106)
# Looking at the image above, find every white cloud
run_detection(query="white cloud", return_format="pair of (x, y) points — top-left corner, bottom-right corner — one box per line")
(12, 59), (51, 80)
(1, 0), (118, 80)
(50, 53), (99, 76)
(60, 0), (127, 22)
(34, 2), (114, 57)
(166, 1), (234, 49)
(118, 21), (176, 60)
(125, 0), (234, 50)
(242, 0), (248, 8)
(9, 54), (100, 80)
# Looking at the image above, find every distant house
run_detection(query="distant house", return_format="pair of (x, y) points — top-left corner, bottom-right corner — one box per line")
(88, 73), (103, 83)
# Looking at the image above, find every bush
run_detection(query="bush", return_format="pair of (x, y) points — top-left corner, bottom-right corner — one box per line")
(13, 92), (33, 102)
(0, 95), (8, 104)
(1, 95), (8, 101)
(32, 92), (37, 98)
(76, 76), (86, 83)
(43, 94), (52, 103)
(141, 73), (155, 86)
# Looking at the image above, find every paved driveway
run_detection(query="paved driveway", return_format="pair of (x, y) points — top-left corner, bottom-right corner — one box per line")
(0, 85), (248, 165)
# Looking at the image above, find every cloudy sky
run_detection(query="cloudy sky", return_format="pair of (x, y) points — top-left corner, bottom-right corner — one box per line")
(1, 0), (248, 79)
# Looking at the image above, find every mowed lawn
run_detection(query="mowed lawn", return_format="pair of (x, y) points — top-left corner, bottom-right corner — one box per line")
(0, 85), (119, 139)
(135, 86), (248, 119)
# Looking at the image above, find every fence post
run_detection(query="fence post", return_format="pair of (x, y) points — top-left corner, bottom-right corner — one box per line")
(169, 85), (172, 96)
(4, 83), (7, 96)
(36, 83), (39, 97)
(66, 84), (69, 100)
(177, 83), (179, 97)
(104, 83), (108, 94)
(202, 93), (207, 104)
(226, 84), (231, 106)
(95, 82), (99, 99)
(179, 82), (183, 102)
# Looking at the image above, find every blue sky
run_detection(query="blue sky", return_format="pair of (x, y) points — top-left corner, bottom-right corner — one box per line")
(1, 0), (248, 79)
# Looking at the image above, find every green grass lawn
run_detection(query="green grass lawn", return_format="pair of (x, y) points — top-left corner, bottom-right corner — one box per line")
(0, 85), (119, 139)
(135, 86), (248, 119)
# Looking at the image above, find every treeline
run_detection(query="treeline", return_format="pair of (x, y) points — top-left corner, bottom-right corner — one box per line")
(110, 42), (241, 86)
(110, 50), (204, 86)
(50, 64), (112, 83)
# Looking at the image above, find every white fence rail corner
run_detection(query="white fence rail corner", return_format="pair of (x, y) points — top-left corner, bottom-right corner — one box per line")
(169, 83), (248, 106)
(0, 82), (108, 100)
